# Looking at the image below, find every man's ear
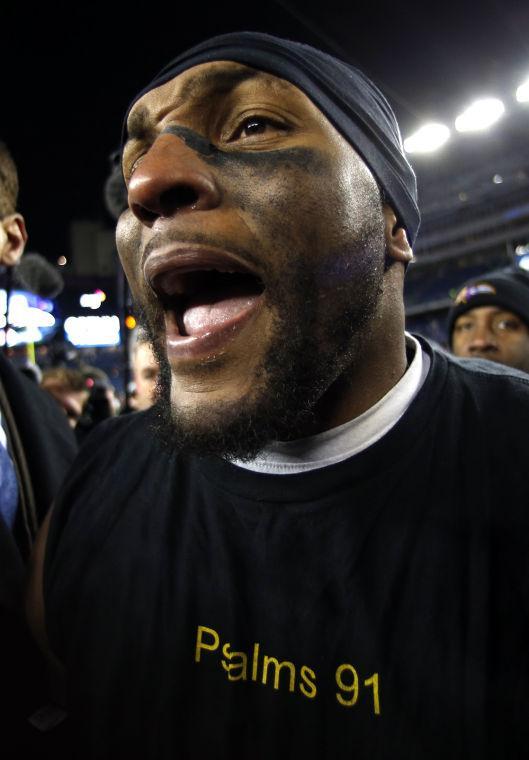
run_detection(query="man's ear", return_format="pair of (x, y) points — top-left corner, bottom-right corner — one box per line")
(0, 213), (28, 267)
(383, 206), (413, 265)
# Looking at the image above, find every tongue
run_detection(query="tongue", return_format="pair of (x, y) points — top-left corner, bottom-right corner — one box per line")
(182, 294), (259, 336)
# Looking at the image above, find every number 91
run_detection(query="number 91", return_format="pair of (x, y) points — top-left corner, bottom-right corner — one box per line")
(335, 665), (380, 714)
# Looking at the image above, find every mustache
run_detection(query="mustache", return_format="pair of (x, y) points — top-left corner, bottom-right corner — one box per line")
(141, 230), (265, 275)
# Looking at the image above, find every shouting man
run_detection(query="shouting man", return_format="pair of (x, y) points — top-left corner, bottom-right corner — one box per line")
(29, 33), (529, 759)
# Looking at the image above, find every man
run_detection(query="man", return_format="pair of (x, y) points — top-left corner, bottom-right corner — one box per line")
(29, 33), (529, 759)
(0, 143), (77, 548)
(448, 268), (529, 372)
(0, 142), (76, 750)
(129, 328), (159, 411)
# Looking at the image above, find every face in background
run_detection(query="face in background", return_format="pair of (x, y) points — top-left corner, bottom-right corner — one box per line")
(131, 341), (159, 411)
(42, 384), (89, 428)
(117, 61), (411, 458)
(451, 305), (529, 373)
(41, 370), (90, 428)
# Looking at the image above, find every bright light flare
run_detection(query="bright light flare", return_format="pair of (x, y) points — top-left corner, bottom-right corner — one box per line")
(455, 98), (505, 132)
(516, 77), (529, 103)
(64, 315), (121, 347)
(80, 292), (105, 309)
(517, 255), (529, 272)
(404, 123), (450, 154)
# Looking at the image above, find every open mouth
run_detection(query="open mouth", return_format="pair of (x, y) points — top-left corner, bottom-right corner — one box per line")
(153, 268), (265, 337)
(144, 248), (266, 359)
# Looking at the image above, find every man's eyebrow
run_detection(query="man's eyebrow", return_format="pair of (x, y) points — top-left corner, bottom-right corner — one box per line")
(127, 107), (155, 143)
(126, 67), (275, 142)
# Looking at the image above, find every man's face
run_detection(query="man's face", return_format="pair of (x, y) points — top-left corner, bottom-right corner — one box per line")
(117, 61), (388, 457)
(452, 305), (529, 373)
(132, 342), (159, 411)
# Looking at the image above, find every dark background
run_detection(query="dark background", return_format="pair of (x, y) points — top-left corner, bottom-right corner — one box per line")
(2, 1), (529, 259)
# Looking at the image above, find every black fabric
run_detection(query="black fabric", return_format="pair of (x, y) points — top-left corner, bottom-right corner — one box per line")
(0, 352), (77, 755)
(0, 352), (77, 534)
(44, 340), (529, 759)
(123, 31), (420, 245)
(447, 269), (529, 345)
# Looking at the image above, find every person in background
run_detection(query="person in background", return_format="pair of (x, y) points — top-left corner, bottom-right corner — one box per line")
(447, 268), (529, 373)
(41, 367), (90, 428)
(0, 140), (76, 753)
(73, 366), (119, 442)
(129, 328), (159, 411)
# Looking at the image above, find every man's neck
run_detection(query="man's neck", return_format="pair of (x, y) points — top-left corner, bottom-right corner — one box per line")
(231, 333), (427, 474)
(307, 265), (410, 435)
(309, 323), (408, 436)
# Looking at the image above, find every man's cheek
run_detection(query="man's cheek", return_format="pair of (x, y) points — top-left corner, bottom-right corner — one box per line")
(230, 171), (325, 259)
(219, 145), (330, 214)
(116, 212), (143, 283)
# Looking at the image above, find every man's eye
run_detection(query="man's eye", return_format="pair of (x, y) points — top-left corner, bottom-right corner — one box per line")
(230, 116), (287, 141)
(496, 319), (520, 331)
(242, 117), (268, 135)
(455, 321), (473, 332)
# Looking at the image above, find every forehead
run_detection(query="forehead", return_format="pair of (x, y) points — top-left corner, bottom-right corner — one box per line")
(456, 305), (515, 321)
(126, 61), (324, 140)
(135, 342), (157, 364)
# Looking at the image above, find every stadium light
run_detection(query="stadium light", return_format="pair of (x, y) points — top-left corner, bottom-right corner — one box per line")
(455, 98), (505, 132)
(515, 244), (529, 272)
(516, 77), (529, 103)
(64, 315), (121, 347)
(403, 123), (450, 154)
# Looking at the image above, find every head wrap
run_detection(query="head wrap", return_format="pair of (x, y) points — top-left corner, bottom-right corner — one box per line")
(447, 269), (529, 345)
(124, 31), (420, 244)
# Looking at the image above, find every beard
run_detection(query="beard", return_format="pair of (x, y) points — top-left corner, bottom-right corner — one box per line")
(136, 202), (386, 461)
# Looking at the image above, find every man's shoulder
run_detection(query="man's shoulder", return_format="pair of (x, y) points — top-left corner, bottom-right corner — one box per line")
(423, 340), (529, 436)
(443, 349), (529, 401)
(446, 351), (529, 384)
(48, 408), (168, 538)
(79, 407), (158, 452)
(66, 407), (171, 485)
(423, 337), (529, 395)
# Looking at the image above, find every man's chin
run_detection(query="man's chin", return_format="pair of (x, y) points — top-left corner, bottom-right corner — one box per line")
(150, 389), (310, 462)
(136, 232), (385, 460)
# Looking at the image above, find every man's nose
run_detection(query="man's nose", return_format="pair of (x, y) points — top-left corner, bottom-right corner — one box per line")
(467, 327), (497, 353)
(127, 134), (221, 225)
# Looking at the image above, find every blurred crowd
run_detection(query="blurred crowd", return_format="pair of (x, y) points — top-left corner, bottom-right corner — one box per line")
(32, 329), (159, 441)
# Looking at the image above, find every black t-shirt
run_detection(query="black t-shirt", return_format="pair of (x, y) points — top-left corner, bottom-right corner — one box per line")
(44, 341), (529, 759)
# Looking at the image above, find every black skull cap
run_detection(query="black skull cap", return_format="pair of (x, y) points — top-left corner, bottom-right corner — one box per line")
(123, 31), (420, 244)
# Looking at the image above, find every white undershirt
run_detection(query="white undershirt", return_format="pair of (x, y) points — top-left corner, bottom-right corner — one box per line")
(231, 333), (430, 474)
